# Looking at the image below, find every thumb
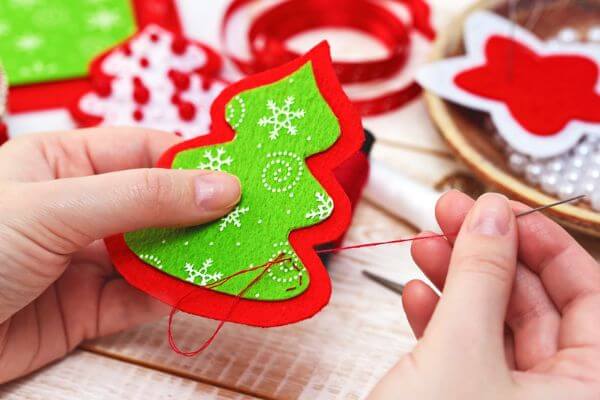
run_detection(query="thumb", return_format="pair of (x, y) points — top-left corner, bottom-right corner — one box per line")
(426, 193), (517, 359)
(0, 168), (239, 323)
(17, 168), (241, 252)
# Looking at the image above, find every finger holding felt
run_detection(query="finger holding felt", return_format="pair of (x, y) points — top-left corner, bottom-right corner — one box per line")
(411, 231), (452, 290)
(402, 279), (439, 338)
(22, 169), (241, 250)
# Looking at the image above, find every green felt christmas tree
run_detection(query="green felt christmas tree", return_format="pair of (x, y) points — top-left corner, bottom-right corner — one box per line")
(0, 0), (135, 85)
(125, 62), (341, 301)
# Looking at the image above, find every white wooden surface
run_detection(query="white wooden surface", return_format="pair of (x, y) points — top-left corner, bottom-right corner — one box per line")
(0, 351), (256, 400)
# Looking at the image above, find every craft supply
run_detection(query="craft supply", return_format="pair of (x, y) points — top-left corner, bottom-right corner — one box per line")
(7, 0), (184, 114)
(418, 3), (600, 235)
(317, 194), (587, 254)
(107, 42), (364, 328)
(417, 11), (600, 158)
(221, 0), (435, 116)
(362, 270), (405, 295)
(0, 0), (136, 86)
(71, 25), (224, 139)
(363, 159), (440, 231)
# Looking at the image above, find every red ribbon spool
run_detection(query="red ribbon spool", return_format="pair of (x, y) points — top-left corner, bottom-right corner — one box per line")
(222, 0), (435, 115)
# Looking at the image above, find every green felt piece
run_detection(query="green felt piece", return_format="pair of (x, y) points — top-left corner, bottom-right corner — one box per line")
(125, 62), (340, 301)
(0, 0), (136, 85)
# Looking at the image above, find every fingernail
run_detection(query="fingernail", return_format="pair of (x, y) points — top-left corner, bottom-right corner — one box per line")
(194, 172), (241, 211)
(468, 193), (511, 236)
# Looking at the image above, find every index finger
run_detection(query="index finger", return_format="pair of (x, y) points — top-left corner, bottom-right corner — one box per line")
(512, 202), (600, 348)
(0, 127), (182, 179)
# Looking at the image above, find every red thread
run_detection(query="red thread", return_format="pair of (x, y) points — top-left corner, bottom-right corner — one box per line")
(167, 254), (292, 356)
(165, 233), (453, 357)
(316, 232), (453, 254)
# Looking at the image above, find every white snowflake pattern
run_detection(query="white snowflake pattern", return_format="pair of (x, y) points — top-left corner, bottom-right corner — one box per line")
(305, 191), (334, 221)
(184, 258), (223, 286)
(16, 34), (42, 51)
(258, 96), (305, 140)
(219, 206), (250, 231)
(88, 9), (121, 30)
(198, 147), (233, 171)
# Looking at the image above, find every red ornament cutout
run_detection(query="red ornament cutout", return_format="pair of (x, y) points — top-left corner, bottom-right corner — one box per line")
(455, 36), (600, 137)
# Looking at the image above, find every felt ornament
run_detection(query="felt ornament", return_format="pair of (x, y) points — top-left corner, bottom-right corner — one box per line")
(106, 42), (364, 327)
(417, 11), (600, 158)
(71, 25), (224, 139)
(7, 0), (184, 114)
(0, 0), (137, 86)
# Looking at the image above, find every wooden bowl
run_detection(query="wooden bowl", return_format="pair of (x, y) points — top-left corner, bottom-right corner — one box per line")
(423, 0), (600, 237)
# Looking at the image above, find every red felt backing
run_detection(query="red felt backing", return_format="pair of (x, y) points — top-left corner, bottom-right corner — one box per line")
(455, 36), (600, 136)
(106, 42), (365, 327)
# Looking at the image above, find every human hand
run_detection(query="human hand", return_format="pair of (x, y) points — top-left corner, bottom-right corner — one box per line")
(0, 128), (240, 383)
(369, 191), (600, 399)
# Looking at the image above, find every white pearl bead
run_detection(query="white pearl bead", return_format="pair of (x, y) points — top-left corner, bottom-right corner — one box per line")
(540, 173), (560, 194)
(588, 26), (600, 42)
(565, 168), (581, 183)
(558, 182), (576, 200)
(508, 153), (527, 173)
(576, 143), (592, 156)
(586, 167), (600, 180)
(558, 28), (579, 42)
(569, 156), (585, 169)
(525, 163), (543, 184)
(578, 180), (596, 196)
(547, 159), (564, 173)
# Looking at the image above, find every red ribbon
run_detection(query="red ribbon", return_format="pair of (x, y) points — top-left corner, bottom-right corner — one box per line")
(221, 0), (435, 115)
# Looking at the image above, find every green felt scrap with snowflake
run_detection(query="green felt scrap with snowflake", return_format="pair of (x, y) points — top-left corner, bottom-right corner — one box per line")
(125, 62), (340, 301)
(0, 0), (136, 85)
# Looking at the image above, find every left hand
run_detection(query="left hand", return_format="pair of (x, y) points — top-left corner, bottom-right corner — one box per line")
(0, 127), (241, 383)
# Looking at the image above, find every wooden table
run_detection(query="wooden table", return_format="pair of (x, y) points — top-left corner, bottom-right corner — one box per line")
(2, 1), (599, 399)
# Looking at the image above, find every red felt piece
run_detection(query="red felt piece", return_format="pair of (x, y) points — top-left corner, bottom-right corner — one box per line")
(455, 36), (600, 136)
(106, 42), (365, 327)
(8, 0), (184, 114)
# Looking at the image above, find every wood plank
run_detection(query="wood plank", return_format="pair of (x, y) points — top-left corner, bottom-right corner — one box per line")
(82, 201), (424, 400)
(0, 350), (257, 400)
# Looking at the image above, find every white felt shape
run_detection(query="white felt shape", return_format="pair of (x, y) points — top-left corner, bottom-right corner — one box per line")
(417, 11), (600, 158)
(78, 25), (225, 139)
